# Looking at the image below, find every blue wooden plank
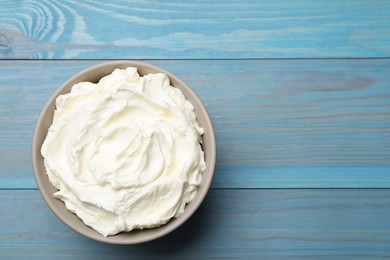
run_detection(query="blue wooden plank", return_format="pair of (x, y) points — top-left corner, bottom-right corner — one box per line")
(0, 60), (390, 188)
(0, 0), (390, 59)
(1, 189), (390, 258)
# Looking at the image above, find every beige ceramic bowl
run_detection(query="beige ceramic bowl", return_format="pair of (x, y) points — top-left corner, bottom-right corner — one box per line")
(32, 61), (216, 244)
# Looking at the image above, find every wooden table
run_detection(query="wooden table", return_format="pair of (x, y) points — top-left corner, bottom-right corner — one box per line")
(1, 0), (390, 258)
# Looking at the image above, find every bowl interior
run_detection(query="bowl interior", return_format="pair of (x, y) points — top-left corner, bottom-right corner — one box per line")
(32, 61), (216, 244)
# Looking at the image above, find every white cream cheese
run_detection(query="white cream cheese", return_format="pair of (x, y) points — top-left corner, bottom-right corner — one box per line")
(41, 67), (206, 237)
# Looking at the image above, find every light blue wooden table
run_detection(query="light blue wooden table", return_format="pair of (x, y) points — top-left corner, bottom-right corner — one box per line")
(1, 0), (390, 258)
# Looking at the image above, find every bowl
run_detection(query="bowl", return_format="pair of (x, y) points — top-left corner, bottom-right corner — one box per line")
(32, 60), (216, 244)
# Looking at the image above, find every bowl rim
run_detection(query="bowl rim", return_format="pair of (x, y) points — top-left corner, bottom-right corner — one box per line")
(32, 60), (216, 244)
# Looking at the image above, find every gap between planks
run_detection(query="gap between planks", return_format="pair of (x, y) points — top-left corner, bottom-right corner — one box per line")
(1, 57), (390, 61)
(2, 187), (390, 191)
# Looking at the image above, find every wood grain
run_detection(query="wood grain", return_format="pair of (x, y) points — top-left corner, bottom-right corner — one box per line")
(1, 59), (390, 188)
(1, 0), (390, 59)
(1, 1), (390, 258)
(1, 189), (390, 258)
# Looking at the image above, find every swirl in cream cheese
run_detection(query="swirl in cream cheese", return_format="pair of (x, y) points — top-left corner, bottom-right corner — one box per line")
(41, 67), (206, 237)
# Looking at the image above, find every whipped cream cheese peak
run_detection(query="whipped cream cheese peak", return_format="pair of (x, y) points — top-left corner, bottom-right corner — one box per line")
(41, 67), (206, 237)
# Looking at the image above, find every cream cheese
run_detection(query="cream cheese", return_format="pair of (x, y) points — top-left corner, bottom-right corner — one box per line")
(41, 67), (206, 237)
